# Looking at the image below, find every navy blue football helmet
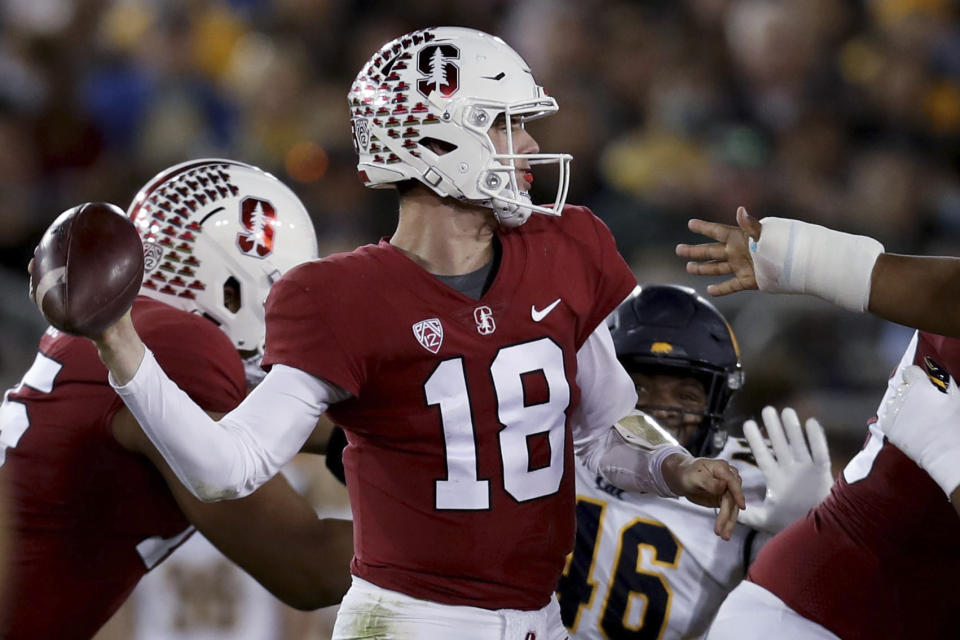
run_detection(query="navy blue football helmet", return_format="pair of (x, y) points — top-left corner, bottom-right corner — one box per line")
(608, 284), (744, 457)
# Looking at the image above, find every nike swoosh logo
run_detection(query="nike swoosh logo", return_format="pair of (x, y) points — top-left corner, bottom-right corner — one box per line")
(531, 298), (562, 322)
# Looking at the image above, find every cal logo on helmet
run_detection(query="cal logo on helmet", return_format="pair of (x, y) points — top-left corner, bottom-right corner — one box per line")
(650, 342), (673, 354)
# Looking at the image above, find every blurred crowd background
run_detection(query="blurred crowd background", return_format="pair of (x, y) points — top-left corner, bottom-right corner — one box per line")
(2, 0), (958, 634)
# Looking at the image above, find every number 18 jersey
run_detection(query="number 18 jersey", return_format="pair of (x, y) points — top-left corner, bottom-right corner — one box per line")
(262, 205), (637, 611)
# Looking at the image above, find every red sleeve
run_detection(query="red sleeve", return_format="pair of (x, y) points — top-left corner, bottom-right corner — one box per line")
(564, 205), (636, 347)
(261, 263), (363, 396)
(133, 301), (245, 412)
(916, 332), (960, 379)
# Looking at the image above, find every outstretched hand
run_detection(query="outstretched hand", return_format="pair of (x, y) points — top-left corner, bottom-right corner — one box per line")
(739, 407), (833, 534)
(676, 206), (763, 296)
(663, 454), (746, 540)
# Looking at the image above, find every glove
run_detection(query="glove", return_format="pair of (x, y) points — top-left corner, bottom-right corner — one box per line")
(877, 364), (960, 497)
(738, 407), (834, 534)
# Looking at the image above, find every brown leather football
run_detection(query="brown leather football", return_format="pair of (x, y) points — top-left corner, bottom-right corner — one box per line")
(30, 202), (144, 337)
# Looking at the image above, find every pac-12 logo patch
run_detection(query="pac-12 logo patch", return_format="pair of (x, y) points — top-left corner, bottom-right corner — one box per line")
(417, 44), (460, 99)
(413, 318), (444, 353)
(351, 117), (370, 153)
(474, 306), (496, 335)
(237, 197), (277, 258)
(142, 241), (164, 273)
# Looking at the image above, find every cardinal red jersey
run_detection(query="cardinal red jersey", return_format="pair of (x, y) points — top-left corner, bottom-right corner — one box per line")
(0, 296), (245, 639)
(263, 205), (635, 610)
(748, 331), (960, 640)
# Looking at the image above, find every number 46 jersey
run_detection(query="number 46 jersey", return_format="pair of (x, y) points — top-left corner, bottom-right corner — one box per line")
(262, 205), (637, 612)
(559, 439), (767, 640)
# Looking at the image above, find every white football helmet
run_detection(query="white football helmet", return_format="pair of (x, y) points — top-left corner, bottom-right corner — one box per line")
(347, 26), (572, 227)
(128, 159), (318, 360)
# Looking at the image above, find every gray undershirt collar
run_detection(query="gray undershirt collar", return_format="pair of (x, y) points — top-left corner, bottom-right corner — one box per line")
(435, 260), (494, 300)
(433, 236), (501, 300)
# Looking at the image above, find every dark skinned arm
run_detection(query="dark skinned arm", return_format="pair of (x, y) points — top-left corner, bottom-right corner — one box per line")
(868, 254), (960, 338)
(111, 408), (353, 610)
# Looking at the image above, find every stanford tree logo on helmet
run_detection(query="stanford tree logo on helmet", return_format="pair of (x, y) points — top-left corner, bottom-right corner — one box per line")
(417, 44), (460, 99)
(237, 197), (277, 258)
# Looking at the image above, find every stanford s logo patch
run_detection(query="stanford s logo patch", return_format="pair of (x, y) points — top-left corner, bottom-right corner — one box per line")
(417, 44), (459, 99)
(474, 306), (496, 335)
(237, 197), (277, 258)
(413, 318), (444, 354)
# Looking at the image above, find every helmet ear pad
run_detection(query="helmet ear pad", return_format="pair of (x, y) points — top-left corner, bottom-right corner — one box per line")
(610, 284), (743, 457)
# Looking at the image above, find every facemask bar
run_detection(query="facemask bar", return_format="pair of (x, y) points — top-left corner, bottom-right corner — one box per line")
(481, 153), (572, 217)
(462, 99), (573, 217)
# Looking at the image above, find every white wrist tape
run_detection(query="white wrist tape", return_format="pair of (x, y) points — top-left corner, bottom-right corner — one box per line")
(750, 217), (884, 312)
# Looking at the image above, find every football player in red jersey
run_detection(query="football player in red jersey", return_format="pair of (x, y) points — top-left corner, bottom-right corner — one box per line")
(677, 207), (960, 512)
(2, 159), (352, 639)
(81, 28), (743, 640)
(678, 209), (960, 638)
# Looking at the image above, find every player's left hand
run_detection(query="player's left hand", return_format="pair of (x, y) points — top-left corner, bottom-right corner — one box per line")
(664, 454), (746, 540)
(877, 364), (960, 497)
(676, 206), (763, 296)
(739, 407), (833, 534)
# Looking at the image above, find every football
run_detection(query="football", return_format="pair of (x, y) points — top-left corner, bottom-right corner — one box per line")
(30, 202), (144, 337)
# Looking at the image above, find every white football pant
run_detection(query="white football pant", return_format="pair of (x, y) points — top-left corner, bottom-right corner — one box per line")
(333, 576), (569, 640)
(707, 580), (841, 640)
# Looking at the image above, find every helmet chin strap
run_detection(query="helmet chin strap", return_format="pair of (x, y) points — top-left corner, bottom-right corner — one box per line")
(490, 192), (533, 228)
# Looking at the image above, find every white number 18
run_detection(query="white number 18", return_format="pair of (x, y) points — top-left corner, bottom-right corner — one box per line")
(425, 338), (570, 510)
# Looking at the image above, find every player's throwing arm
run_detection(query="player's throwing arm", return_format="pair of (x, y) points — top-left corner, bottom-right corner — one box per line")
(30, 202), (332, 502)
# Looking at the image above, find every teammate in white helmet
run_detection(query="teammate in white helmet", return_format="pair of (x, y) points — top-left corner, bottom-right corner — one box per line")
(5, 159), (352, 639)
(559, 285), (832, 640)
(77, 29), (744, 639)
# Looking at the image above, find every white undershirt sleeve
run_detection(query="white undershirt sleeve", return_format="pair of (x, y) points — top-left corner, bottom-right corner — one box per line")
(569, 321), (638, 444)
(111, 348), (348, 501)
(571, 322), (690, 497)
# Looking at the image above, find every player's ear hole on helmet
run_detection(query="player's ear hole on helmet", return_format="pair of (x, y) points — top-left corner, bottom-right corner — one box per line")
(420, 137), (457, 155)
(223, 276), (241, 314)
